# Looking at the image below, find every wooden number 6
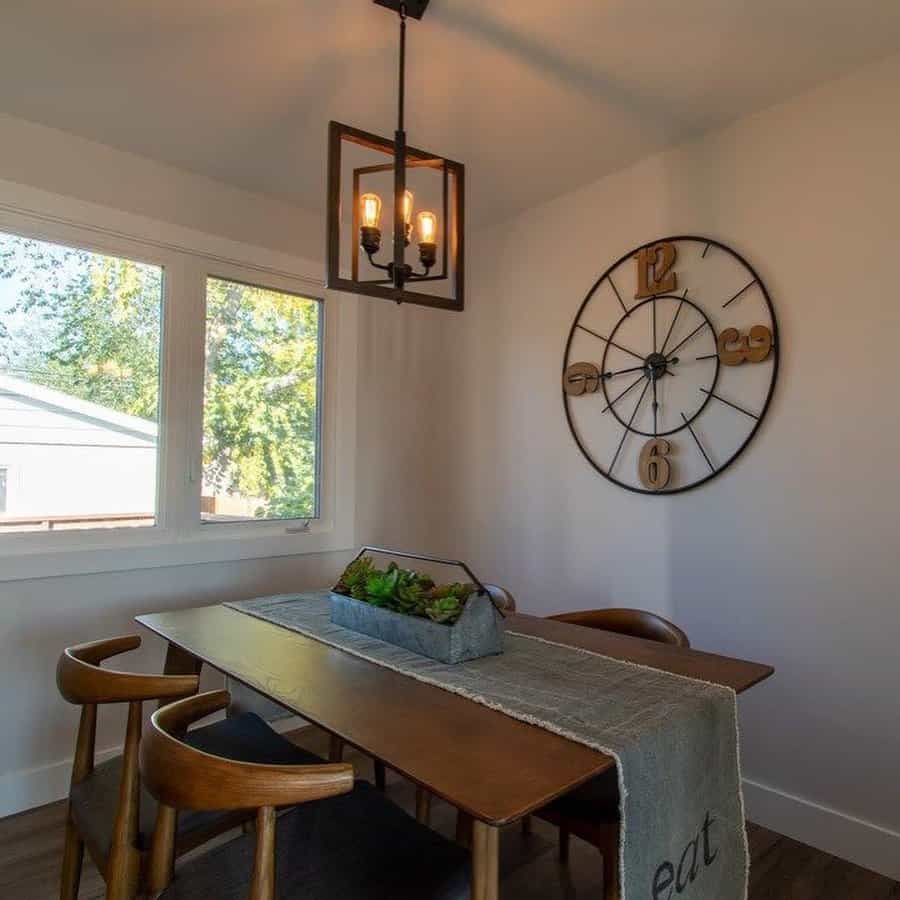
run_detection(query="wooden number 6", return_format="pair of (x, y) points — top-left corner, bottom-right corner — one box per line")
(717, 325), (773, 365)
(639, 438), (672, 491)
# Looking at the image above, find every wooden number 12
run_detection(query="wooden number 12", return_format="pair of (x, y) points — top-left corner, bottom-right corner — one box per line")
(635, 242), (677, 299)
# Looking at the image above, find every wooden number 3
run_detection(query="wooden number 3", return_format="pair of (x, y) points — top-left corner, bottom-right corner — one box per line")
(717, 325), (773, 366)
(634, 242), (677, 299)
(639, 439), (672, 491)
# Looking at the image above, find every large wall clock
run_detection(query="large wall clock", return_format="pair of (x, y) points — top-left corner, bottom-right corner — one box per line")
(562, 236), (778, 494)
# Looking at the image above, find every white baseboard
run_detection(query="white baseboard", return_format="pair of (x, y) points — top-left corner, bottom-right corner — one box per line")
(743, 777), (900, 881)
(0, 745), (121, 820)
(0, 715), (309, 821)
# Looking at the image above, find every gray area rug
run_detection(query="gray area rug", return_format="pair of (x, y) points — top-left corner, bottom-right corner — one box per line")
(226, 591), (748, 900)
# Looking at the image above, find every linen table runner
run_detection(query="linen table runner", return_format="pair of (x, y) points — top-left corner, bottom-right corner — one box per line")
(226, 591), (748, 900)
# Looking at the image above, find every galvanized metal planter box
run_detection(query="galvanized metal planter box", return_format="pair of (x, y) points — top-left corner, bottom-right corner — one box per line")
(329, 591), (504, 664)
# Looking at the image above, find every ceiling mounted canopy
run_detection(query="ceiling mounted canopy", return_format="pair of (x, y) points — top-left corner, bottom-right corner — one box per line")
(326, 0), (465, 311)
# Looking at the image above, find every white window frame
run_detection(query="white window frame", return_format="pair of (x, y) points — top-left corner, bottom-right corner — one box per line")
(0, 181), (357, 581)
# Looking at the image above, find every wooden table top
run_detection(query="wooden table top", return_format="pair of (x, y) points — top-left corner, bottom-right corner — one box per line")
(136, 604), (773, 826)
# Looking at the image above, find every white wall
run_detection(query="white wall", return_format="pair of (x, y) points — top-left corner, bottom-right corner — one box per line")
(432, 52), (900, 877)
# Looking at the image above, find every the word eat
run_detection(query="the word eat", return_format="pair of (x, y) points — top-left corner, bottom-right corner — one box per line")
(652, 812), (718, 900)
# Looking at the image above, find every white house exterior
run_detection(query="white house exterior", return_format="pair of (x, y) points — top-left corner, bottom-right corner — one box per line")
(0, 374), (157, 529)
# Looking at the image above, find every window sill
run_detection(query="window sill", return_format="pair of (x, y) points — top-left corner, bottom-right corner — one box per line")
(0, 520), (355, 583)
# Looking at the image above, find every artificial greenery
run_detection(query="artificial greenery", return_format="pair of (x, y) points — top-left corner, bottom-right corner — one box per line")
(333, 557), (475, 626)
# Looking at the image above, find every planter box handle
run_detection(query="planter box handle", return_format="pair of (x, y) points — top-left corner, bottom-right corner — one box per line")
(338, 546), (505, 618)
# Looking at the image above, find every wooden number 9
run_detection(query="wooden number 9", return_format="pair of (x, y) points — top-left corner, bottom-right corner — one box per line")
(639, 439), (672, 491)
(717, 325), (773, 365)
(564, 362), (601, 396)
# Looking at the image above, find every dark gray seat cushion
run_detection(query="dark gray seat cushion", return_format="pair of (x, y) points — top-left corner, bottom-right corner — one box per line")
(70, 713), (322, 857)
(543, 767), (620, 823)
(159, 781), (471, 900)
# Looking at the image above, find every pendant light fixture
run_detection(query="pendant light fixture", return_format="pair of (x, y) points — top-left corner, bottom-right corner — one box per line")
(326, 0), (465, 311)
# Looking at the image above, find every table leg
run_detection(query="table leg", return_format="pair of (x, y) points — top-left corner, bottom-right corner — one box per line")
(471, 820), (499, 900)
(163, 641), (203, 676)
(415, 787), (432, 825)
(160, 643), (203, 708)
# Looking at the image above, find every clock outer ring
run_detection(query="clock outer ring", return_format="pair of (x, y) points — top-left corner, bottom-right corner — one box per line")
(562, 235), (780, 495)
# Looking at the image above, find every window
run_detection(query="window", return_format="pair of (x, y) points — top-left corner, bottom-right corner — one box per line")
(202, 277), (322, 523)
(0, 193), (354, 582)
(0, 230), (162, 532)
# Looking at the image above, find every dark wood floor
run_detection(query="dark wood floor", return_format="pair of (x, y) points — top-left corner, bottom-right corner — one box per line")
(2, 728), (897, 899)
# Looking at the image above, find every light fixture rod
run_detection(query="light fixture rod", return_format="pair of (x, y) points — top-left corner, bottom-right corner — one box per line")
(397, 4), (406, 133)
(393, 3), (408, 292)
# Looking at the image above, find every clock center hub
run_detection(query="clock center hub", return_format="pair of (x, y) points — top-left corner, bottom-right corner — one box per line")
(644, 352), (669, 381)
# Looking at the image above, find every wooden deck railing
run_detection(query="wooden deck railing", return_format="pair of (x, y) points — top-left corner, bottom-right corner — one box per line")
(0, 513), (154, 531)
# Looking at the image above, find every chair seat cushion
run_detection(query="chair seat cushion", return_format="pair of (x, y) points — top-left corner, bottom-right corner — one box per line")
(70, 713), (322, 859)
(543, 768), (620, 824)
(159, 781), (471, 900)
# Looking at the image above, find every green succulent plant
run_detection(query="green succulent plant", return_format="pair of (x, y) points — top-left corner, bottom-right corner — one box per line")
(424, 595), (464, 624)
(334, 556), (376, 600)
(365, 567), (401, 607)
(334, 558), (473, 625)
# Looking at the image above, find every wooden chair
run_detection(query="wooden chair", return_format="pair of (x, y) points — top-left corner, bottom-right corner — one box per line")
(415, 583), (517, 830)
(142, 690), (472, 900)
(535, 608), (691, 900)
(546, 608), (689, 648)
(56, 635), (325, 900)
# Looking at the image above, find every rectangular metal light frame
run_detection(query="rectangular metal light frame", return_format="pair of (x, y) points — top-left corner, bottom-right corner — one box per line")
(326, 121), (465, 312)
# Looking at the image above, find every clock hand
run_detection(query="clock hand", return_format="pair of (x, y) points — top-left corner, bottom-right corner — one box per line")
(600, 364), (645, 379)
(602, 357), (679, 380)
(653, 378), (658, 435)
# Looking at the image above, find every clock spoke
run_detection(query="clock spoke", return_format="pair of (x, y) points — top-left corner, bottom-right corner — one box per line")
(721, 278), (758, 309)
(609, 379), (651, 474)
(602, 373), (645, 413)
(699, 388), (760, 420)
(576, 324), (644, 362)
(660, 289), (688, 356)
(695, 353), (718, 361)
(681, 412), (715, 473)
(701, 243), (711, 259)
(667, 318), (712, 357)
(608, 275), (629, 316)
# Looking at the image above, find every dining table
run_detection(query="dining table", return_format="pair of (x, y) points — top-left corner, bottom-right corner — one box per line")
(137, 602), (773, 900)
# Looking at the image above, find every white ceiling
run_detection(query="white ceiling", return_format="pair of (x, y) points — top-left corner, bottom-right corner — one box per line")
(2, 0), (899, 226)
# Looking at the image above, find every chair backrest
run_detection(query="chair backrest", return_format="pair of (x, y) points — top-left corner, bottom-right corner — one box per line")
(57, 635), (200, 706)
(56, 635), (202, 884)
(141, 690), (354, 898)
(57, 635), (201, 783)
(547, 609), (690, 648)
(483, 583), (516, 613)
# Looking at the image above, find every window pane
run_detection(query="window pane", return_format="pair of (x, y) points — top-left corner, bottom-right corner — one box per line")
(0, 231), (162, 532)
(202, 277), (321, 523)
